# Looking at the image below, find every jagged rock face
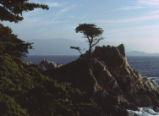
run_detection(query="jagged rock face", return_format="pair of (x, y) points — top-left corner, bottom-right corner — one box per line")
(45, 44), (159, 116)
(55, 58), (129, 116)
(93, 44), (159, 107)
(93, 44), (129, 68)
(38, 59), (59, 71)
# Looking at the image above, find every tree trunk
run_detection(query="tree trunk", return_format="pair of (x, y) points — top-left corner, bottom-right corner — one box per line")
(88, 43), (92, 58)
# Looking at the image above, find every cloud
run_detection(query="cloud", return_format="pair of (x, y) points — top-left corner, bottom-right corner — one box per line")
(58, 8), (71, 14)
(119, 0), (159, 11)
(53, 5), (76, 18)
(108, 24), (159, 35)
(139, 0), (159, 7)
(120, 14), (159, 23)
(98, 10), (159, 24)
(48, 2), (61, 8)
(119, 6), (144, 10)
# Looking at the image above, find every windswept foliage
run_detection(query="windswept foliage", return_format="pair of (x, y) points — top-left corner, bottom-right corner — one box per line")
(0, 24), (32, 57)
(70, 46), (82, 55)
(0, 0), (48, 57)
(76, 23), (104, 57)
(0, 0), (48, 22)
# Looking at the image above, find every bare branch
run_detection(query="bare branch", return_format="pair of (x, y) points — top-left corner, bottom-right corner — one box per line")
(70, 46), (82, 55)
(92, 37), (104, 48)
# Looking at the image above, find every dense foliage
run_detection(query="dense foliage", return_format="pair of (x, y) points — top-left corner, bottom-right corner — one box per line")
(0, 24), (32, 57)
(0, 0), (101, 115)
(0, 54), (101, 116)
(0, 0), (48, 22)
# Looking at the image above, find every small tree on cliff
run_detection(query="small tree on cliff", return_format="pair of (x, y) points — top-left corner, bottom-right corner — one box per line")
(75, 23), (104, 57)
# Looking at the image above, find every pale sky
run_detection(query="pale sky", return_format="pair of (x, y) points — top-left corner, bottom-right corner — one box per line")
(3, 0), (159, 55)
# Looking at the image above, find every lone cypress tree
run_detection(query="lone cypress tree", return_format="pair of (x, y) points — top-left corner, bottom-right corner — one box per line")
(75, 23), (104, 57)
(0, 0), (48, 22)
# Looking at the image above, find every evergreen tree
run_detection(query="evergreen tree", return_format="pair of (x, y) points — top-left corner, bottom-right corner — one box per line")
(0, 0), (48, 57)
(0, 0), (48, 22)
(75, 23), (104, 57)
(0, 24), (32, 57)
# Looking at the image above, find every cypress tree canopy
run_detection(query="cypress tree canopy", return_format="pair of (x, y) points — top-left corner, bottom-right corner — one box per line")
(75, 23), (104, 57)
(0, 0), (48, 57)
(0, 0), (49, 22)
(0, 24), (32, 57)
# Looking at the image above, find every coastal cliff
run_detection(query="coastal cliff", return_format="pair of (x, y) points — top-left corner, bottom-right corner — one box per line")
(41, 44), (159, 116)
(1, 43), (159, 116)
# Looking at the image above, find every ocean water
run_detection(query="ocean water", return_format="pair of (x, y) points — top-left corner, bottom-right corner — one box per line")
(24, 55), (159, 116)
(127, 56), (159, 78)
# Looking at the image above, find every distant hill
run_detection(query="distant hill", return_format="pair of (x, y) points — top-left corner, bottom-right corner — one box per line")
(126, 51), (159, 56)
(28, 39), (159, 57)
(28, 39), (87, 55)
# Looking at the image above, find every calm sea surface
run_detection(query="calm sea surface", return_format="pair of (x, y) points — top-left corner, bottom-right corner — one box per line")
(127, 56), (159, 77)
(23, 56), (159, 78)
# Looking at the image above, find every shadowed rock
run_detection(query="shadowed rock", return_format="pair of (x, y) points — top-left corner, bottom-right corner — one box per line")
(42, 44), (159, 116)
(38, 59), (60, 71)
(93, 44), (159, 107)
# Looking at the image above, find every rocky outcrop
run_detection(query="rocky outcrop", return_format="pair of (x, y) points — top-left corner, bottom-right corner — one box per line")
(43, 44), (159, 116)
(38, 59), (60, 71)
(93, 44), (159, 107)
